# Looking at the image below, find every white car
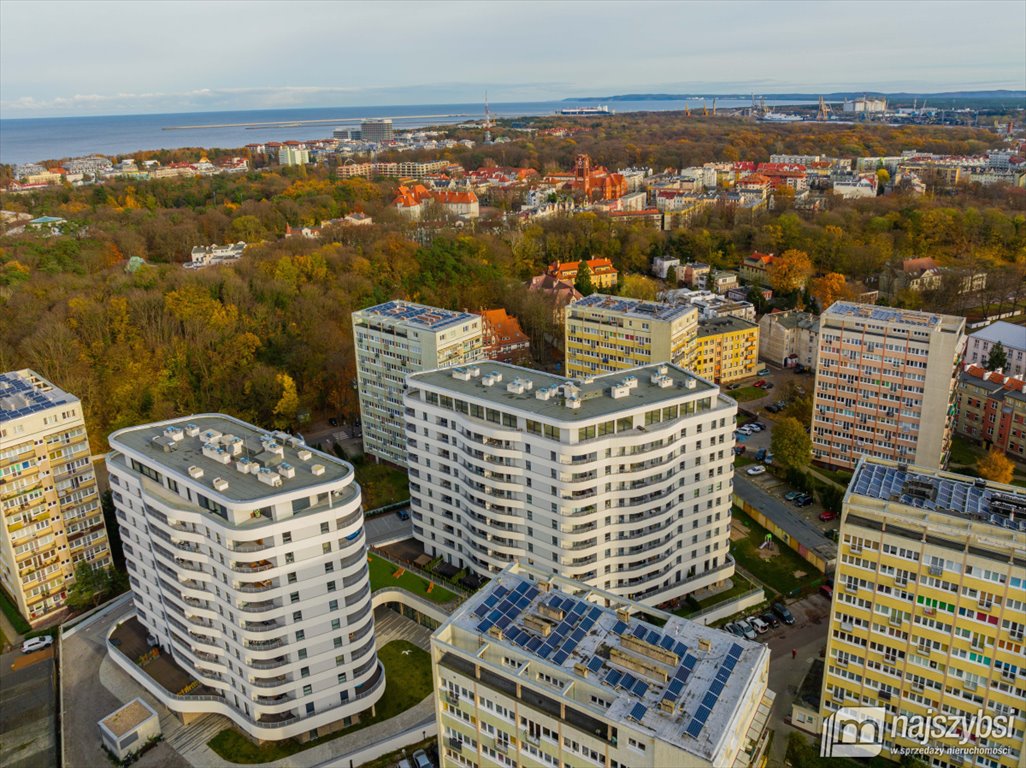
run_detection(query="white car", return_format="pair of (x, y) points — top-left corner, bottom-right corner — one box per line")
(746, 465), (767, 476)
(412, 750), (433, 768)
(21, 635), (53, 654)
(749, 616), (769, 634)
(736, 619), (758, 641)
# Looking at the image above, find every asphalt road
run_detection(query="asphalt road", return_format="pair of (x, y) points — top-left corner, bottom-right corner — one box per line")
(365, 509), (413, 545)
(0, 647), (56, 768)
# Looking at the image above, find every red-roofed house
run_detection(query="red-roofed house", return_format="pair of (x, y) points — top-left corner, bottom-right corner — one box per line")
(740, 252), (777, 283)
(475, 308), (532, 364)
(526, 273), (582, 325)
(546, 258), (619, 289)
(392, 185), (479, 219)
(954, 364), (1026, 461)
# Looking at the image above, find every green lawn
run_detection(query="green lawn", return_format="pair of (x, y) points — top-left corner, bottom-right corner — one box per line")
(0, 588), (30, 635)
(949, 435), (984, 467)
(735, 455), (755, 468)
(367, 553), (456, 604)
(208, 640), (433, 764)
(813, 467), (854, 487)
(729, 508), (823, 597)
(354, 462), (410, 510)
(731, 386), (766, 403)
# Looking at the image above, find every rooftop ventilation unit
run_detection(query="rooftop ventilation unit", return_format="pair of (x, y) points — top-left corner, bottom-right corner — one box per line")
(187, 465), (204, 479)
(163, 426), (185, 442)
(536, 386), (555, 401)
(610, 381), (632, 399)
(684, 379), (697, 390)
(222, 435), (244, 456)
(212, 477), (229, 492)
(311, 464), (325, 476)
(150, 435), (178, 452)
(201, 442), (232, 464)
(451, 366), (481, 381)
(277, 462), (296, 479)
(235, 456), (255, 474)
(565, 395), (582, 409)
(482, 372), (503, 387)
(184, 423), (200, 437)
(506, 378), (533, 395)
(256, 467), (283, 487)
(200, 429), (223, 443)
(296, 449), (312, 461)
(650, 373), (673, 389)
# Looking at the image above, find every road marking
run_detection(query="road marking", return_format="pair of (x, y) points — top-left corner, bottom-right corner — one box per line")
(10, 647), (53, 671)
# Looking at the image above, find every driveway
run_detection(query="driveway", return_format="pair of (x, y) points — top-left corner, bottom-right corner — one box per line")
(365, 510), (413, 546)
(1, 647), (56, 768)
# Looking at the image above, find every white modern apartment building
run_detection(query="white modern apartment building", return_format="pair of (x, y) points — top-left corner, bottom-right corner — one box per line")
(432, 563), (774, 768)
(812, 302), (966, 471)
(404, 362), (737, 605)
(106, 414), (383, 741)
(0, 370), (111, 624)
(353, 301), (483, 466)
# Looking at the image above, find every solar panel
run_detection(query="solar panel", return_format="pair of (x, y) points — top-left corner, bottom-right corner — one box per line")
(612, 621), (628, 635)
(629, 703), (647, 723)
(496, 615), (511, 631)
(660, 635), (675, 651)
(552, 649), (569, 665)
(632, 680), (648, 697)
(477, 618), (494, 633)
(728, 643), (743, 659)
(683, 655), (697, 671)
(538, 643), (554, 659)
(723, 656), (737, 671)
(710, 679), (725, 696)
(702, 691), (717, 709)
(588, 606), (602, 621)
(527, 637), (542, 652)
(633, 625), (646, 639)
(620, 673), (636, 690)
(674, 642), (687, 657)
(685, 719), (704, 739)
(605, 669), (623, 687)
(587, 656), (604, 673)
(673, 666), (688, 682)
(571, 628), (586, 645)
(667, 678), (684, 696)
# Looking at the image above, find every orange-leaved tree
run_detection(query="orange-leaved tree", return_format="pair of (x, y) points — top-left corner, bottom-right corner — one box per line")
(767, 249), (813, 294)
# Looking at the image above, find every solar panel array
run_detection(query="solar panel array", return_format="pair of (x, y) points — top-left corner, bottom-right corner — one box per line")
(684, 643), (743, 740)
(853, 462), (1026, 530)
(363, 300), (473, 330)
(0, 371), (72, 422)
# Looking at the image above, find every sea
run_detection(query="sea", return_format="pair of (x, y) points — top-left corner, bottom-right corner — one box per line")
(0, 98), (818, 166)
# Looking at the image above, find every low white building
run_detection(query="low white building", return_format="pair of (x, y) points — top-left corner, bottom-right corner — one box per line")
(99, 698), (161, 762)
(404, 361), (738, 606)
(651, 256), (680, 280)
(831, 176), (877, 199)
(187, 242), (246, 269)
(965, 321), (1026, 377)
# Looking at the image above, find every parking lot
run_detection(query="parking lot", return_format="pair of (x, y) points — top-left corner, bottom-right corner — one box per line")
(0, 646), (56, 768)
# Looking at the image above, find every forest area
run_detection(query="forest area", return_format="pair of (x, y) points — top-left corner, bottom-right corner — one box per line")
(1, 115), (1024, 452)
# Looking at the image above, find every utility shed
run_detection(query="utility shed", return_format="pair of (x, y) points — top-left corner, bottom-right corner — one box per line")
(98, 698), (161, 761)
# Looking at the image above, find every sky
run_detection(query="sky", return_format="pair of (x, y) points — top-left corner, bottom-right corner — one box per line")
(2, 0), (1024, 118)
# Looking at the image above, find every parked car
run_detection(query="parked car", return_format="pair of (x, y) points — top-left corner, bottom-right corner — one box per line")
(396, 508), (411, 521)
(819, 584), (834, 599)
(747, 423), (763, 432)
(762, 382), (774, 390)
(765, 404), (779, 413)
(397, 759), (414, 768)
(727, 383), (741, 391)
(754, 379), (767, 388)
(724, 622), (742, 637)
(21, 635), (53, 654)
(752, 421), (765, 430)
(746, 465), (767, 476)
(773, 602), (796, 625)
(749, 616), (769, 634)
(755, 448), (767, 461)
(818, 510), (837, 521)
(736, 619), (758, 641)
(758, 367), (770, 376)
(734, 445), (746, 455)
(412, 749), (434, 768)
(760, 612), (780, 629)
(795, 494), (814, 507)
(763, 453), (774, 465)
(784, 490), (803, 501)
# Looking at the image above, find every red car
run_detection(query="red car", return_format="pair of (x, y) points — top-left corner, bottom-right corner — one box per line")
(819, 510), (837, 521)
(754, 379), (767, 388)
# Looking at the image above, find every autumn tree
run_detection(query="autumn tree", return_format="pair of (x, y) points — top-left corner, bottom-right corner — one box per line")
(272, 372), (300, 430)
(575, 260), (595, 296)
(977, 447), (1014, 484)
(986, 342), (1008, 371)
(771, 416), (812, 471)
(810, 272), (853, 312)
(619, 274), (659, 300)
(665, 264), (678, 286)
(767, 249), (813, 294)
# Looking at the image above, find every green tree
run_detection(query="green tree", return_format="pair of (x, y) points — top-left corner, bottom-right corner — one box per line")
(619, 274), (659, 300)
(771, 416), (812, 471)
(574, 260), (595, 296)
(66, 562), (109, 610)
(986, 342), (1008, 371)
(665, 264), (678, 286)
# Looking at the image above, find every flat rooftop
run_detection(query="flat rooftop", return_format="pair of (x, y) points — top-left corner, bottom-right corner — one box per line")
(353, 300), (477, 332)
(109, 414), (350, 502)
(571, 294), (697, 323)
(448, 569), (765, 761)
(100, 698), (157, 738)
(849, 459), (1026, 533)
(0, 369), (77, 423)
(697, 316), (758, 337)
(409, 362), (720, 422)
(969, 320), (1026, 350)
(823, 301), (962, 331)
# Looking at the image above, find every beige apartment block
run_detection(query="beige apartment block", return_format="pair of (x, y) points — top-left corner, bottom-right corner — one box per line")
(0, 370), (111, 624)
(812, 302), (965, 470)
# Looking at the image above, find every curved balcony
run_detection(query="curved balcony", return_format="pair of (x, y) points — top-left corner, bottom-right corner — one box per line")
(242, 619), (284, 634)
(250, 675), (290, 690)
(232, 559), (276, 574)
(244, 636), (287, 651)
(250, 656), (289, 671)
(230, 538), (275, 553)
(236, 579), (278, 593)
(237, 599), (280, 616)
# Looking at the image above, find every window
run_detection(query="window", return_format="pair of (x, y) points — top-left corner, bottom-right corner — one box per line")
(305, 702), (315, 714)
(320, 522), (330, 534)
(334, 637), (343, 649)
(578, 425), (596, 441)
(290, 592), (300, 604)
(287, 572), (298, 584)
(338, 673), (348, 684)
(282, 532), (292, 544)
(285, 552), (295, 564)
(526, 420), (542, 435)
(327, 581), (336, 592)
(296, 630), (305, 641)
(322, 542), (332, 554)
(324, 562), (334, 573)
(328, 599), (338, 611)
(293, 611), (303, 622)
(298, 648), (308, 660)
(331, 618), (341, 630)
(617, 417), (633, 432)
(301, 666), (310, 678)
